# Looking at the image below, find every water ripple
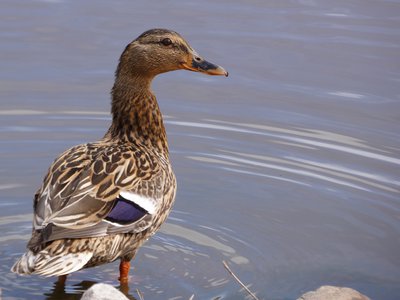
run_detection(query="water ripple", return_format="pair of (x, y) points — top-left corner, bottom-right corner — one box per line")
(169, 118), (399, 197)
(168, 119), (400, 165)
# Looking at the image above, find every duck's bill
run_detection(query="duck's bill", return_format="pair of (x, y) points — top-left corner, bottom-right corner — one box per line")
(182, 53), (228, 77)
(192, 59), (228, 76)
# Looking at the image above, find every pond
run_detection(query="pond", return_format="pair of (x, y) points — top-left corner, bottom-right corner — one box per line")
(0, 0), (399, 299)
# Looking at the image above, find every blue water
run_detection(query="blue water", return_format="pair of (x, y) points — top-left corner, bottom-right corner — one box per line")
(0, 0), (399, 299)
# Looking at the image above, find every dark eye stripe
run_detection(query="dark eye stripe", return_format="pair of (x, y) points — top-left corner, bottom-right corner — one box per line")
(139, 38), (189, 54)
(176, 43), (189, 54)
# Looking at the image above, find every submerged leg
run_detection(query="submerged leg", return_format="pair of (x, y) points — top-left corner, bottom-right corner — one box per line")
(58, 274), (68, 285)
(119, 259), (131, 283)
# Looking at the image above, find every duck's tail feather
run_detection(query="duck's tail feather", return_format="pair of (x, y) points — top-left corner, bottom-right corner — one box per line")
(11, 249), (93, 277)
(11, 250), (36, 275)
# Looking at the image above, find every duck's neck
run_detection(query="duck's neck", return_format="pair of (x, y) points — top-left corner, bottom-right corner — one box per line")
(108, 74), (168, 155)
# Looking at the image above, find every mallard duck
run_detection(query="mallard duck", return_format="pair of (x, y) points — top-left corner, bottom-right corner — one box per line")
(11, 28), (228, 283)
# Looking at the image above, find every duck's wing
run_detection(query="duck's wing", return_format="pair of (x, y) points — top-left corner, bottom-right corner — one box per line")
(32, 142), (170, 243)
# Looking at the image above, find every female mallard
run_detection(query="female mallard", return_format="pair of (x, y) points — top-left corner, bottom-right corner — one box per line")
(11, 28), (227, 283)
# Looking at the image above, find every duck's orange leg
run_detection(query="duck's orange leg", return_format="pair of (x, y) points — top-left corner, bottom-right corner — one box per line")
(58, 274), (68, 285)
(119, 260), (131, 283)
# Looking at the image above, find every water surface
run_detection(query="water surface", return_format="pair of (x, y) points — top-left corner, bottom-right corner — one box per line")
(1, 0), (399, 299)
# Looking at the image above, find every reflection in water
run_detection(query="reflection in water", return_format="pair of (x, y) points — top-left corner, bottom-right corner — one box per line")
(43, 280), (137, 300)
(160, 223), (249, 265)
(0, 109), (109, 116)
(44, 280), (95, 300)
(168, 119), (400, 165)
(0, 183), (26, 191)
(169, 118), (399, 195)
(328, 91), (364, 99)
(0, 213), (31, 226)
(1, 0), (400, 299)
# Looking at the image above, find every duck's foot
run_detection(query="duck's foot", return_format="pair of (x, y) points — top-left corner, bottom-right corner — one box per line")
(120, 282), (130, 295)
(58, 274), (68, 285)
(118, 260), (130, 283)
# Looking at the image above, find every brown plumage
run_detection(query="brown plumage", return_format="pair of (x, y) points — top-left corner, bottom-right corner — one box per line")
(11, 28), (227, 282)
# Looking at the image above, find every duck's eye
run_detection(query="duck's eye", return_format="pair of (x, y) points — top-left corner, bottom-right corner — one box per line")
(161, 38), (172, 46)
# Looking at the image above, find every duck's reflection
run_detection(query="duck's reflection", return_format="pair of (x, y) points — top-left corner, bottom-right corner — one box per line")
(44, 279), (137, 300)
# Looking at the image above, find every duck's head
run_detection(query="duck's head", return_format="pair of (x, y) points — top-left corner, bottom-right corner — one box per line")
(116, 28), (228, 78)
